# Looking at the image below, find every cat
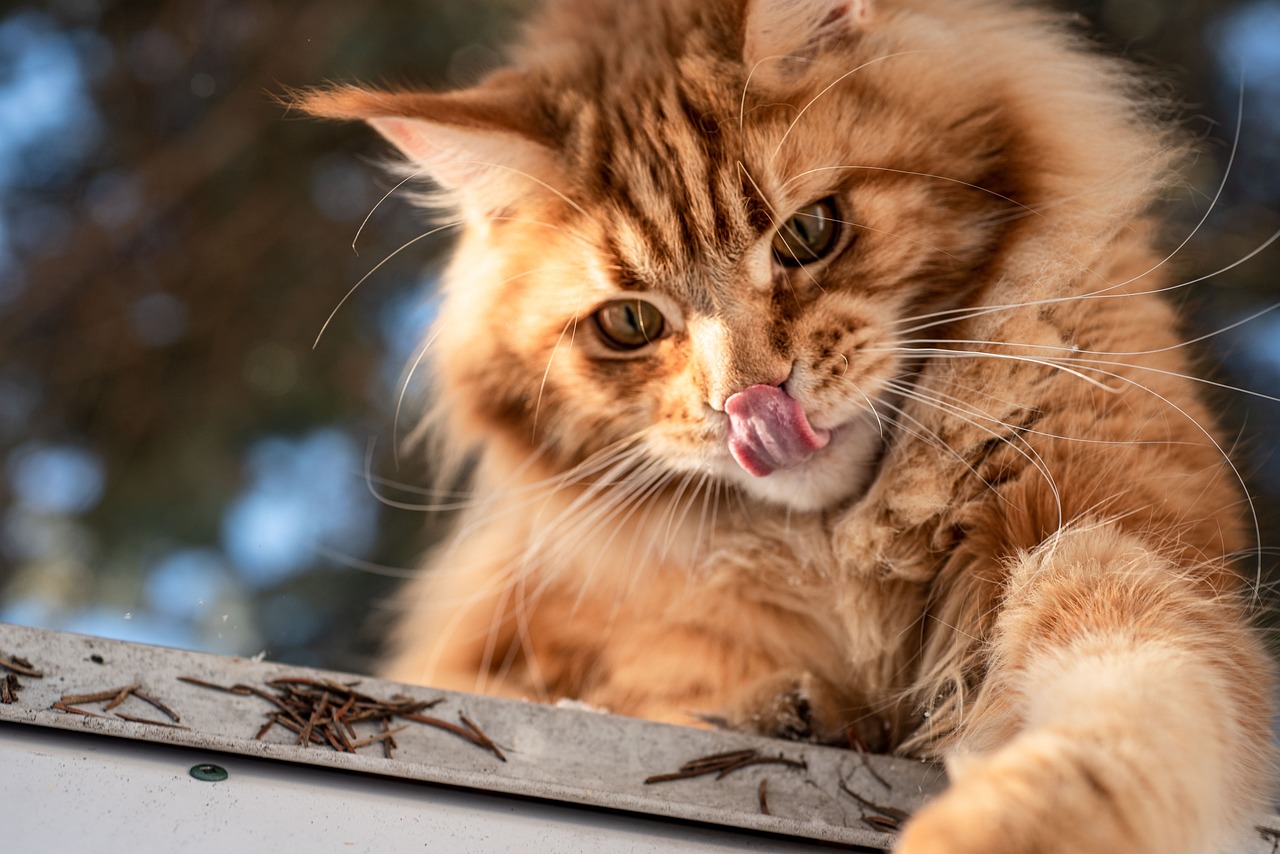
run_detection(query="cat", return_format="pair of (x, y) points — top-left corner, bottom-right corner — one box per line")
(299, 0), (1277, 850)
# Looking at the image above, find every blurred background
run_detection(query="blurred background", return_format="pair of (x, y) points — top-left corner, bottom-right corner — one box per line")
(0, 0), (1277, 675)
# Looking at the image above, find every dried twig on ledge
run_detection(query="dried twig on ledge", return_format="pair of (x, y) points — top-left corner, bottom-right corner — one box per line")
(178, 674), (506, 762)
(0, 652), (44, 678)
(644, 747), (807, 785)
(49, 683), (188, 730)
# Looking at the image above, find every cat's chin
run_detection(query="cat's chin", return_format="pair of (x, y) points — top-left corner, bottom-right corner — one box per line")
(724, 411), (886, 513)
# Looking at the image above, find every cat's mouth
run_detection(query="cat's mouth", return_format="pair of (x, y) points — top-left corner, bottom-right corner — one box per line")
(717, 383), (891, 512)
(724, 384), (831, 477)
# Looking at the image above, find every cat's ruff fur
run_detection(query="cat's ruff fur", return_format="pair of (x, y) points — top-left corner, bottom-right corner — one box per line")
(301, 0), (1276, 850)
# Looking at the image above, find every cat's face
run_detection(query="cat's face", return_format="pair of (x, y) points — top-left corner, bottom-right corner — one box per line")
(301, 0), (1132, 514)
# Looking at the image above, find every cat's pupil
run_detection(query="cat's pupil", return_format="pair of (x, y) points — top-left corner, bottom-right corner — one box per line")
(771, 197), (841, 267)
(594, 299), (666, 350)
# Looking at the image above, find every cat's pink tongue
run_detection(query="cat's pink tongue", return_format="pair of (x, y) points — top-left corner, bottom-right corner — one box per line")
(724, 385), (831, 477)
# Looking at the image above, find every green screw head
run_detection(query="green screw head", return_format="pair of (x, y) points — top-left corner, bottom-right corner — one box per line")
(189, 763), (228, 782)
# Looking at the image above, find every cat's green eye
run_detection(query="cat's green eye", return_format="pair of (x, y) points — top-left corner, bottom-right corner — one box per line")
(594, 299), (666, 350)
(771, 197), (841, 267)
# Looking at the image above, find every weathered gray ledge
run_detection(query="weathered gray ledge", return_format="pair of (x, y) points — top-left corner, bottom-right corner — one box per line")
(0, 622), (943, 849)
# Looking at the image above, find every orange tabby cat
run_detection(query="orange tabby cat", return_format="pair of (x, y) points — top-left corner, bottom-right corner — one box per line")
(301, 0), (1276, 850)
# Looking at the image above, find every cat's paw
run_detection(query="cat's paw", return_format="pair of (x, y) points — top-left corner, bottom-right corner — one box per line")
(894, 736), (1156, 854)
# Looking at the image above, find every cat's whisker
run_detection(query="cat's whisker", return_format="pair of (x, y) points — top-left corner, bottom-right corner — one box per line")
(891, 224), (1280, 343)
(851, 390), (987, 488)
(309, 3), (1277, 840)
(878, 381), (1062, 517)
(1103, 83), (1245, 290)
(879, 345), (1125, 393)
(393, 326), (442, 467)
(890, 374), (1205, 450)
(363, 432), (638, 514)
(519, 450), (665, 573)
(655, 468), (703, 562)
(533, 311), (581, 441)
(843, 375), (886, 439)
(310, 544), (421, 579)
(890, 216), (1280, 338)
(738, 54), (799, 137)
(891, 297), (1280, 359)
(475, 574), (520, 697)
(879, 342), (1280, 406)
(895, 347), (1264, 596)
(351, 167), (429, 256)
(313, 220), (462, 350)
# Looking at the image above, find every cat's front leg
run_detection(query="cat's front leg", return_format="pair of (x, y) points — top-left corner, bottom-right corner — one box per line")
(896, 524), (1275, 854)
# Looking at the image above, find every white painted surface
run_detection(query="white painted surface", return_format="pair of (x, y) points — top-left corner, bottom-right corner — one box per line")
(1, 723), (847, 853)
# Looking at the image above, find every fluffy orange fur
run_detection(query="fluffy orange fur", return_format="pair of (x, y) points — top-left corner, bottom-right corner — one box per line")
(300, 0), (1276, 850)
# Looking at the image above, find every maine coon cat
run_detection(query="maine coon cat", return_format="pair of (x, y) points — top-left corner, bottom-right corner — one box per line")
(300, 0), (1276, 850)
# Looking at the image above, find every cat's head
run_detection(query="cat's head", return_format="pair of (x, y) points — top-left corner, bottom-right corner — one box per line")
(301, 0), (1177, 514)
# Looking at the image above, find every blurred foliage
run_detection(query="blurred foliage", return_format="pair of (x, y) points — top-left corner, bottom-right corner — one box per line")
(0, 0), (1276, 673)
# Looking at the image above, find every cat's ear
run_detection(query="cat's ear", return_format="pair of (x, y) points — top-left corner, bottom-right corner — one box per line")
(742, 0), (873, 69)
(294, 81), (563, 213)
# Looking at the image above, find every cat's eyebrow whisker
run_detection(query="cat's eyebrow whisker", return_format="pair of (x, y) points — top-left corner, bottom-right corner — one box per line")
(738, 53), (818, 139)
(314, 220), (463, 349)
(461, 159), (591, 220)
(737, 161), (826, 295)
(488, 215), (600, 251)
(828, 216), (966, 261)
(784, 164), (1034, 216)
(768, 49), (934, 167)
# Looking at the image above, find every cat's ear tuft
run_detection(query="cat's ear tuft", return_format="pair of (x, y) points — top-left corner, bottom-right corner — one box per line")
(293, 83), (564, 212)
(742, 0), (873, 69)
